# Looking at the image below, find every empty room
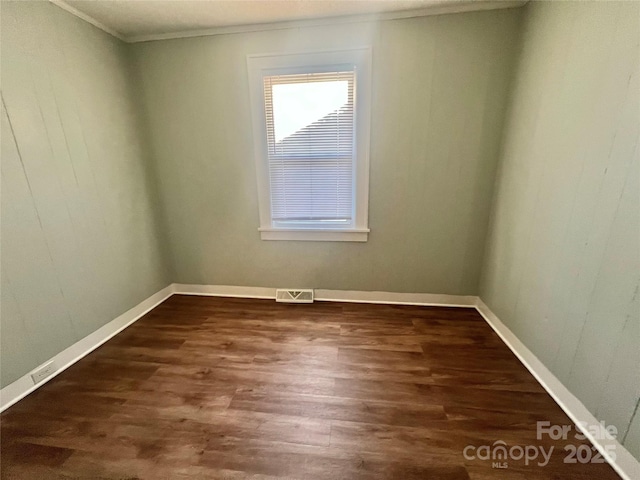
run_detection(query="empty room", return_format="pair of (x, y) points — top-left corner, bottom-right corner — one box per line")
(0, 0), (638, 478)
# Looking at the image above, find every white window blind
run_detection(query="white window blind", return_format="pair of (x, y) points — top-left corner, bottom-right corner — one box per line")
(263, 70), (355, 226)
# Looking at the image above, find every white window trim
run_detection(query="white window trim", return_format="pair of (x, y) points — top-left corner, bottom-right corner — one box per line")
(247, 47), (372, 242)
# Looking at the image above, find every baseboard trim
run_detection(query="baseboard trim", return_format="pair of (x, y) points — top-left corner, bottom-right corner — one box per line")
(172, 283), (276, 299)
(0, 284), (469, 413)
(475, 298), (639, 480)
(0, 284), (175, 413)
(1, 283), (635, 478)
(315, 289), (477, 307)
(168, 285), (636, 479)
(171, 284), (477, 307)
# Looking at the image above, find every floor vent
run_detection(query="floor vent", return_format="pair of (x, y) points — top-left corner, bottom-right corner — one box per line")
(276, 289), (314, 303)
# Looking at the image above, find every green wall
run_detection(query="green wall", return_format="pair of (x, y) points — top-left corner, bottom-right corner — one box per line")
(3, 3), (638, 464)
(131, 9), (522, 294)
(0, 1), (171, 387)
(480, 1), (639, 458)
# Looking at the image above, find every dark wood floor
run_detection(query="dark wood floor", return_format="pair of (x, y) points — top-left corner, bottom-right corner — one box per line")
(1, 295), (620, 479)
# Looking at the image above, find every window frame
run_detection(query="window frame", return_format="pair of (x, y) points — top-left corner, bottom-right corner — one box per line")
(247, 48), (372, 242)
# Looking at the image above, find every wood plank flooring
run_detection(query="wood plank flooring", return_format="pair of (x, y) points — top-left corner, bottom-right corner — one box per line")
(1, 295), (621, 479)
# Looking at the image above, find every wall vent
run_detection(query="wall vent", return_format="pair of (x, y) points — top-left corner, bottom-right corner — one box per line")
(30, 361), (57, 384)
(276, 289), (314, 303)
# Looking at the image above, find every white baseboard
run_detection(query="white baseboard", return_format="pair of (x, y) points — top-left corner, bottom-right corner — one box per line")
(172, 283), (477, 307)
(475, 298), (639, 480)
(0, 284), (175, 413)
(2, 282), (635, 478)
(0, 283), (468, 413)
(172, 283), (276, 299)
(169, 284), (636, 479)
(315, 288), (477, 307)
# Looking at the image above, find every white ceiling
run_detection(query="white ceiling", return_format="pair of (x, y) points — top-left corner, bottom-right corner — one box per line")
(56, 0), (527, 42)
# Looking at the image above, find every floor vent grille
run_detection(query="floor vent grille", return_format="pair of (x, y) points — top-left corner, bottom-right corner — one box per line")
(276, 289), (314, 303)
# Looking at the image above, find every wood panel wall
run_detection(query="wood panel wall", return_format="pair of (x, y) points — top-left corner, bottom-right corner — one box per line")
(480, 0), (640, 459)
(0, 1), (170, 387)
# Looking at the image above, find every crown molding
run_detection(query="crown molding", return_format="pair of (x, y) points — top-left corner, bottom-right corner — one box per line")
(49, 0), (527, 44)
(128, 1), (527, 43)
(49, 0), (126, 41)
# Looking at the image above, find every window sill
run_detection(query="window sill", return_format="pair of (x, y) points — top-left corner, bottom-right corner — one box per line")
(258, 228), (369, 242)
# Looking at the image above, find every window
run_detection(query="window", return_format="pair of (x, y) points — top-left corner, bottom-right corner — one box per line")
(247, 48), (372, 241)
